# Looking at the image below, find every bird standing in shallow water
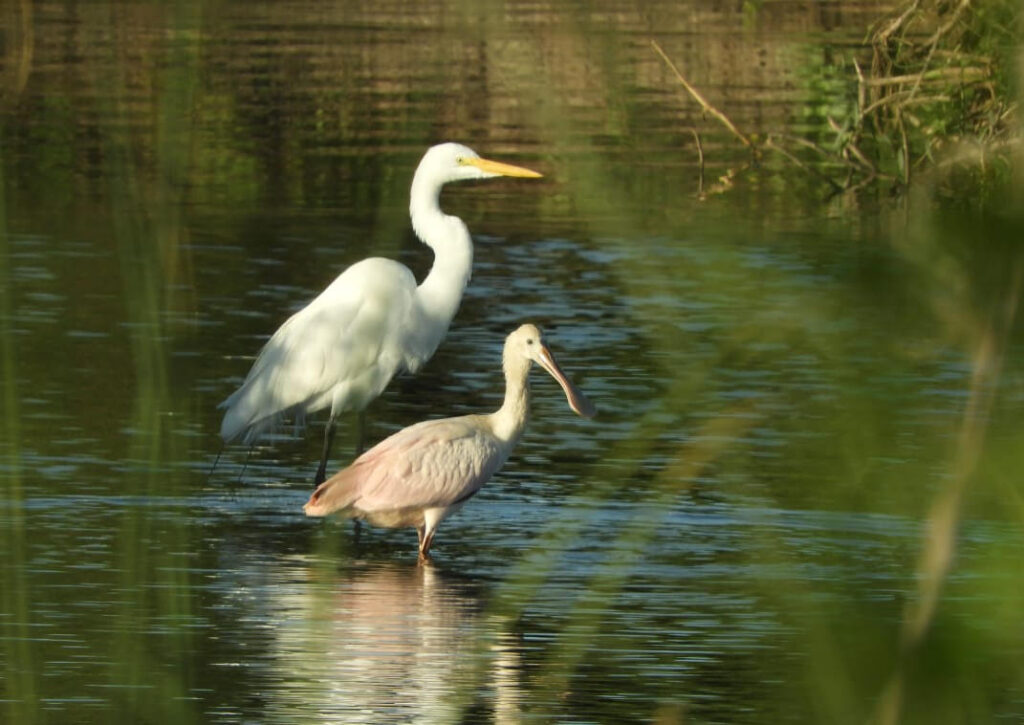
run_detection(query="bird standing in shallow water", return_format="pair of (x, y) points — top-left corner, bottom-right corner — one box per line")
(218, 143), (542, 484)
(303, 324), (596, 562)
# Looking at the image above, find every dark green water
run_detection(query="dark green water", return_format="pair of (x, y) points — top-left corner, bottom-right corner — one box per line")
(2, 1), (1023, 723)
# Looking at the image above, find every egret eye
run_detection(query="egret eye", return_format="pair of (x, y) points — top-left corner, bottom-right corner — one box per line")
(526, 338), (534, 345)
(456, 156), (465, 164)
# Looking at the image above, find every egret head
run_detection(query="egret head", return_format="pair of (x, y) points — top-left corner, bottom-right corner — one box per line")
(418, 143), (543, 184)
(506, 324), (596, 419)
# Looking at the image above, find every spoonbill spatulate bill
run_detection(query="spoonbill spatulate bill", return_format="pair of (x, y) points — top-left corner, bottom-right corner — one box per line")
(303, 324), (596, 561)
(218, 144), (542, 484)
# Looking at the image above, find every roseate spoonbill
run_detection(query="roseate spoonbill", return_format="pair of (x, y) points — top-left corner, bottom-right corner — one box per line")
(303, 324), (596, 561)
(219, 144), (542, 484)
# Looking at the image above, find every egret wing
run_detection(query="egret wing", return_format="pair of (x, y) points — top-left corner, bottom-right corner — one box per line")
(219, 258), (420, 442)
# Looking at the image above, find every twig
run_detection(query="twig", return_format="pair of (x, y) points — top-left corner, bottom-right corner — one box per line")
(687, 127), (705, 196)
(861, 66), (988, 87)
(898, 110), (910, 186)
(845, 140), (880, 175)
(873, 0), (921, 44)
(774, 133), (835, 160)
(860, 91), (953, 119)
(926, 0), (973, 49)
(854, 57), (867, 123)
(651, 40), (752, 147)
(905, 0), (972, 108)
(764, 136), (842, 191)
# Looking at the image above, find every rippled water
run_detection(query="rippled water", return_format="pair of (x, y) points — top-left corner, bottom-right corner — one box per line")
(3, 1), (1024, 723)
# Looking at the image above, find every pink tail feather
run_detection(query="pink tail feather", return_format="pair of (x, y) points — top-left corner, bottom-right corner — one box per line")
(303, 468), (360, 517)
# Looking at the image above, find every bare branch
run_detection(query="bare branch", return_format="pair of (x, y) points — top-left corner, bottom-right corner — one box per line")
(651, 40), (752, 148)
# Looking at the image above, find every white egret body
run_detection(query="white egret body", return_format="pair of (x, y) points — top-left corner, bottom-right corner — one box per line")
(303, 324), (596, 561)
(219, 144), (542, 483)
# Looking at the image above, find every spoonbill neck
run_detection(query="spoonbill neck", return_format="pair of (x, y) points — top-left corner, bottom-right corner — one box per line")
(490, 357), (532, 443)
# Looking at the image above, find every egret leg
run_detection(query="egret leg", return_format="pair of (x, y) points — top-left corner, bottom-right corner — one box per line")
(237, 445), (253, 484)
(352, 411), (366, 536)
(314, 420), (337, 485)
(204, 441), (226, 484)
(355, 410), (367, 455)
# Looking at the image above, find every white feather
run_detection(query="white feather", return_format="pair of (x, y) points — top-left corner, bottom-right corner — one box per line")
(218, 143), (542, 458)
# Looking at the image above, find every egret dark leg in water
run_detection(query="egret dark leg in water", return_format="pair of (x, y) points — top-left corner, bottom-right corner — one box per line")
(205, 442), (226, 483)
(352, 411), (367, 536)
(313, 411), (368, 485)
(237, 445), (253, 484)
(355, 410), (367, 455)
(314, 420), (337, 486)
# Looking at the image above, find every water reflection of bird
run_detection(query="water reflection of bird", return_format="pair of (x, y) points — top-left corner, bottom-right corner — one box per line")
(266, 561), (524, 723)
(219, 143), (543, 484)
(303, 324), (596, 560)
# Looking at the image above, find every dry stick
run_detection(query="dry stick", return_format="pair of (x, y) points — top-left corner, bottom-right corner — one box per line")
(776, 132), (881, 189)
(854, 57), (867, 125)
(775, 133), (835, 160)
(870, 0), (920, 88)
(874, 0), (921, 44)
(861, 91), (952, 117)
(868, 0), (924, 129)
(687, 127), (705, 195)
(998, 102), (1019, 124)
(821, 118), (884, 178)
(905, 0), (973, 108)
(862, 66), (988, 87)
(764, 136), (842, 190)
(847, 141), (884, 177)
(926, 0), (973, 49)
(898, 111), (911, 186)
(776, 131), (865, 173)
(651, 40), (751, 148)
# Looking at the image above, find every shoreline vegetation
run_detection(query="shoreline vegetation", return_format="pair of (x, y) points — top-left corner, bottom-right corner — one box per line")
(655, 0), (1021, 202)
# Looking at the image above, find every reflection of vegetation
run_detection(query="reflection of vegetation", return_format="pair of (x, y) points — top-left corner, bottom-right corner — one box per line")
(0, 0), (33, 99)
(0, 140), (41, 725)
(98, 11), (203, 720)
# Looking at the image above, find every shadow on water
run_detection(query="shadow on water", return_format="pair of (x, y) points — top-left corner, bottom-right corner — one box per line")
(1, 0), (1023, 723)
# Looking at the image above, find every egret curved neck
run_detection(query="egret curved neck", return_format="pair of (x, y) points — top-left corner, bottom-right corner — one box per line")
(411, 188), (473, 325)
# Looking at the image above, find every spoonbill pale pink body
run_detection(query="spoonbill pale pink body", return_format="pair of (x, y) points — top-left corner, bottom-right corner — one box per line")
(303, 324), (595, 560)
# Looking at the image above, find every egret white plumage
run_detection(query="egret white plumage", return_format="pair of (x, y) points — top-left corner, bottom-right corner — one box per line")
(303, 323), (596, 561)
(219, 143), (542, 484)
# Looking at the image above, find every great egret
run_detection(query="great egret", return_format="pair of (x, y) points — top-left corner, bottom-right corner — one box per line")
(219, 143), (543, 484)
(303, 323), (596, 561)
